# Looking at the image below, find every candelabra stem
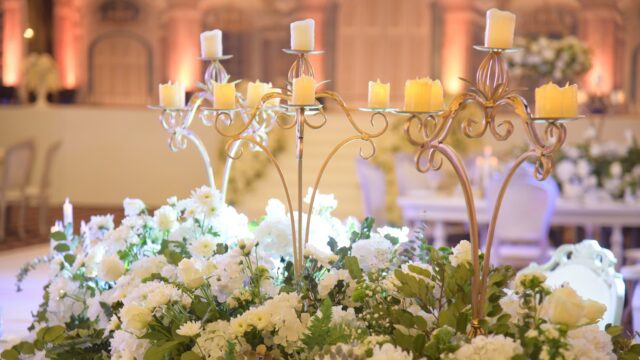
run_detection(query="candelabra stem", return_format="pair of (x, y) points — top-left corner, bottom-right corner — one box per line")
(221, 139), (243, 202)
(296, 108), (305, 276)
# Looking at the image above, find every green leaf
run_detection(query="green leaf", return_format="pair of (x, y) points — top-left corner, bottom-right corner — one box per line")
(42, 326), (65, 342)
(344, 256), (362, 280)
(327, 237), (338, 253)
(1, 349), (19, 360)
(63, 253), (76, 266)
(181, 351), (201, 360)
(13, 342), (35, 355)
(50, 231), (67, 241)
(143, 341), (181, 360)
(54, 243), (70, 253)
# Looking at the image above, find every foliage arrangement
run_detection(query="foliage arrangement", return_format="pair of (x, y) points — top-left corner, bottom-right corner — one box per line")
(554, 128), (640, 202)
(507, 36), (591, 84)
(2, 187), (637, 359)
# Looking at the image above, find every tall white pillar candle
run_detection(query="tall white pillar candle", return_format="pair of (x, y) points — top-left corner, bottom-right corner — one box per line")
(63, 198), (73, 226)
(290, 19), (315, 51)
(159, 81), (185, 108)
(291, 76), (316, 105)
(246, 80), (272, 108)
(484, 8), (516, 49)
(200, 29), (223, 58)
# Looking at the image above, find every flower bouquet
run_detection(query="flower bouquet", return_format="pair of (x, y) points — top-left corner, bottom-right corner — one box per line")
(2, 187), (638, 359)
(555, 129), (640, 203)
(508, 36), (591, 84)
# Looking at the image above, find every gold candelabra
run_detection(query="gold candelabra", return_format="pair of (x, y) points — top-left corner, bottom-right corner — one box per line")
(395, 45), (579, 335)
(152, 40), (578, 335)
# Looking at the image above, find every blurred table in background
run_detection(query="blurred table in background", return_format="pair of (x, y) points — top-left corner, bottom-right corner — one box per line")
(398, 190), (640, 265)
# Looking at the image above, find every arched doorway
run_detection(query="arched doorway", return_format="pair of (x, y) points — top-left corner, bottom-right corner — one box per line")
(88, 31), (152, 105)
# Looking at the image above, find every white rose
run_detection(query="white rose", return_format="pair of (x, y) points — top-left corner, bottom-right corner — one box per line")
(576, 159), (591, 178)
(540, 287), (584, 327)
(351, 235), (393, 272)
(449, 240), (474, 266)
(120, 303), (152, 334)
(582, 299), (606, 324)
(123, 198), (145, 217)
(609, 161), (623, 179)
(177, 258), (204, 289)
(99, 255), (125, 282)
(154, 205), (178, 231)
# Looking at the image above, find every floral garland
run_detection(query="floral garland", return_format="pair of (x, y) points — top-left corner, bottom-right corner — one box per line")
(508, 36), (591, 84)
(2, 187), (638, 359)
(555, 128), (640, 202)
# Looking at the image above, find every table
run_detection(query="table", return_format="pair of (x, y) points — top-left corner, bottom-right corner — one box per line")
(398, 191), (640, 264)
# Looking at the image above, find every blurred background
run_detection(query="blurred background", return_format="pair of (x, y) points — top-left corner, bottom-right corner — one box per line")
(0, 0), (637, 248)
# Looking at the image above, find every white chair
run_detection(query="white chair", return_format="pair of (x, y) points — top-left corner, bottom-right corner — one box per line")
(520, 240), (625, 327)
(25, 141), (62, 235)
(620, 264), (640, 338)
(355, 158), (386, 225)
(487, 163), (559, 268)
(394, 152), (442, 196)
(0, 140), (36, 240)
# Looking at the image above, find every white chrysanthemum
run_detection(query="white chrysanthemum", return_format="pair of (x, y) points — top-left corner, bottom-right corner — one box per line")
(189, 234), (217, 258)
(110, 329), (150, 360)
(176, 320), (202, 337)
(255, 199), (293, 258)
(318, 269), (352, 298)
(377, 226), (410, 243)
(123, 197), (145, 217)
(564, 325), (615, 360)
(86, 214), (115, 241)
(154, 205), (178, 232)
(191, 186), (224, 217)
(369, 343), (413, 360)
(451, 335), (523, 360)
(119, 303), (152, 335)
(351, 234), (393, 272)
(129, 255), (168, 279)
(102, 226), (138, 256)
(178, 258), (205, 289)
(98, 254), (125, 282)
(46, 275), (85, 326)
(449, 240), (474, 266)
(210, 205), (253, 244)
(209, 249), (245, 302)
(303, 188), (338, 215)
(194, 321), (232, 358)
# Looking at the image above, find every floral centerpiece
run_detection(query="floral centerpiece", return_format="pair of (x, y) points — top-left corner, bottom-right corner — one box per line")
(555, 128), (640, 203)
(23, 53), (61, 107)
(508, 36), (591, 84)
(2, 187), (638, 359)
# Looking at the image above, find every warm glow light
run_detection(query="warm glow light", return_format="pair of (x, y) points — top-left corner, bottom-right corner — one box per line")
(167, 20), (200, 90)
(23, 27), (34, 39)
(54, 7), (78, 89)
(2, 0), (24, 86)
(441, 8), (473, 94)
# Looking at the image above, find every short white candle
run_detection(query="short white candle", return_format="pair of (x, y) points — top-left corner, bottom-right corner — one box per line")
(290, 19), (315, 51)
(246, 80), (272, 108)
(213, 82), (236, 110)
(291, 76), (316, 105)
(265, 87), (282, 107)
(368, 79), (390, 108)
(159, 81), (185, 108)
(63, 198), (73, 226)
(484, 8), (516, 49)
(200, 29), (223, 58)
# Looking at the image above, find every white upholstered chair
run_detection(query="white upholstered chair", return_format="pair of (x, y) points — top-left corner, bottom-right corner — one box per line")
(25, 141), (62, 235)
(520, 240), (625, 328)
(0, 140), (36, 240)
(355, 158), (387, 225)
(487, 163), (559, 268)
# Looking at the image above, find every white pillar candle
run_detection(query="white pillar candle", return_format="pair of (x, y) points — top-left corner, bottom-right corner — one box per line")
(63, 198), (73, 226)
(200, 29), (223, 58)
(213, 82), (236, 109)
(291, 76), (316, 105)
(403, 78), (444, 112)
(535, 82), (578, 118)
(368, 79), (390, 108)
(290, 19), (315, 51)
(246, 80), (272, 108)
(484, 8), (516, 49)
(159, 81), (185, 108)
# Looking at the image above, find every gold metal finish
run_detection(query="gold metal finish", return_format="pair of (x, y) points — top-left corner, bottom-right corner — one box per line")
(397, 48), (575, 327)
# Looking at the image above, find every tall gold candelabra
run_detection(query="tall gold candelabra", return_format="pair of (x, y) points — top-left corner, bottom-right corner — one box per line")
(152, 39), (578, 335)
(395, 45), (579, 335)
